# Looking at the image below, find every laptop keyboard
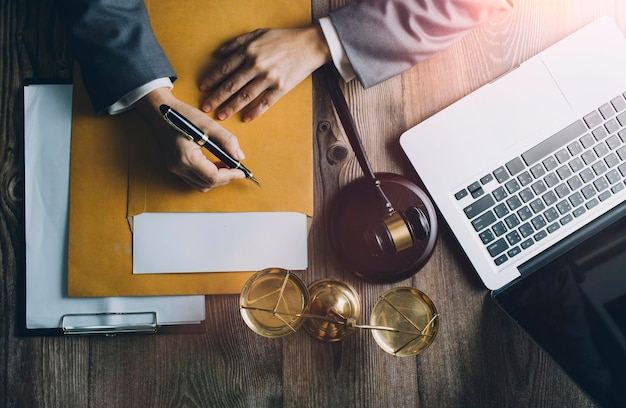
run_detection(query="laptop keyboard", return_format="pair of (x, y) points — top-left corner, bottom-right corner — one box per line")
(455, 92), (626, 266)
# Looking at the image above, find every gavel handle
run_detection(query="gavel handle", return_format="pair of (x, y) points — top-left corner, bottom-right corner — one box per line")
(322, 64), (394, 212)
(322, 64), (378, 181)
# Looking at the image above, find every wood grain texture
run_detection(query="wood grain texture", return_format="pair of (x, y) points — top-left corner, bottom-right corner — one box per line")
(2, 0), (622, 406)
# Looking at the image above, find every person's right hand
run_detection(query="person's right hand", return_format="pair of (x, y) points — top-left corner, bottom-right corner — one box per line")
(136, 87), (246, 192)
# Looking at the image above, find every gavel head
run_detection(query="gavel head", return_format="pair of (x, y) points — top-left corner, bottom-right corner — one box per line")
(329, 173), (438, 283)
(364, 207), (431, 257)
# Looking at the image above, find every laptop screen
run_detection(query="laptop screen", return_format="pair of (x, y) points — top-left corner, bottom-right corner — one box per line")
(492, 202), (626, 408)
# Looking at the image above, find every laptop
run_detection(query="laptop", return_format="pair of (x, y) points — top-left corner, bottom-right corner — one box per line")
(400, 17), (626, 407)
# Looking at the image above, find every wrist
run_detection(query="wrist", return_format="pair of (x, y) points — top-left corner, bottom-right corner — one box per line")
(137, 87), (177, 118)
(306, 24), (332, 68)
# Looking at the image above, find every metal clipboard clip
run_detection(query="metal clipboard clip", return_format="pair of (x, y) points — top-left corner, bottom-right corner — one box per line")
(61, 312), (158, 336)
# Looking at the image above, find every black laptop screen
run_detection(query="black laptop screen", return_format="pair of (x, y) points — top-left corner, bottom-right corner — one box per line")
(492, 202), (626, 408)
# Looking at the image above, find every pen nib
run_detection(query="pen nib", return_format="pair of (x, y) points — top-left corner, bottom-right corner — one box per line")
(248, 176), (261, 187)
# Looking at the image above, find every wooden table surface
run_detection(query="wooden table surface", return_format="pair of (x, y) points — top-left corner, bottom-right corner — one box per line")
(2, 0), (623, 406)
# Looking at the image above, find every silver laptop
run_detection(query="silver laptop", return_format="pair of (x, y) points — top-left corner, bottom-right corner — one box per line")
(401, 17), (626, 290)
(400, 17), (626, 407)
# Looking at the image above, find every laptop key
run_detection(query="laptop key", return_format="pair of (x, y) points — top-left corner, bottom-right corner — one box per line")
(506, 230), (522, 245)
(611, 183), (624, 194)
(519, 222), (534, 238)
(479, 229), (495, 244)
(504, 179), (521, 194)
(599, 103), (616, 119)
(518, 206), (533, 221)
(506, 195), (522, 210)
(599, 190), (612, 201)
(611, 95), (626, 112)
(585, 198), (599, 209)
(455, 189), (468, 200)
(493, 166), (509, 183)
(581, 185), (596, 200)
(522, 120), (587, 166)
(494, 254), (508, 266)
(504, 214), (520, 228)
(542, 190), (558, 206)
(607, 135), (621, 150)
(463, 195), (495, 219)
(507, 246), (522, 258)
(472, 210), (497, 232)
(560, 214), (573, 225)
(543, 157), (559, 172)
(492, 222), (507, 237)
(494, 203), (509, 218)
(533, 230), (548, 241)
(543, 207), (559, 222)
(605, 118), (620, 134)
(547, 222), (560, 233)
(487, 238), (509, 257)
(520, 238), (534, 249)
(607, 169), (621, 184)
(493, 186), (508, 201)
(583, 111), (603, 129)
(506, 157), (525, 176)
(480, 173), (494, 184)
(567, 141), (583, 156)
(592, 126), (609, 141)
(605, 153), (620, 168)
(580, 133), (595, 149)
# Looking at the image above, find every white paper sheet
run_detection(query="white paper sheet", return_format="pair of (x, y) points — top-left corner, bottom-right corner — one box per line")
(24, 83), (205, 330)
(132, 212), (308, 273)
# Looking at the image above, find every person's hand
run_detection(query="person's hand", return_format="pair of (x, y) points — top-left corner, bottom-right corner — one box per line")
(200, 25), (331, 122)
(136, 87), (246, 192)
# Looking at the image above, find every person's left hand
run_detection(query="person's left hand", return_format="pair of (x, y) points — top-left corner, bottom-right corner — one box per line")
(200, 26), (330, 122)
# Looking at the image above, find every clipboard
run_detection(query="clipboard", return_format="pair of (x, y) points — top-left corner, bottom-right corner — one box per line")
(19, 80), (206, 336)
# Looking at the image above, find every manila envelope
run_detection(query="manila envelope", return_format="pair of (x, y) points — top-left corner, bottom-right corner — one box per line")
(67, 0), (312, 297)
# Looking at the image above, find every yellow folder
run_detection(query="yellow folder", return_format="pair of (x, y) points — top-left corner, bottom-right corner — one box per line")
(67, 0), (312, 297)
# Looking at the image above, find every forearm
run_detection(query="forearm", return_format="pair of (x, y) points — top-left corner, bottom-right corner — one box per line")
(58, 0), (176, 113)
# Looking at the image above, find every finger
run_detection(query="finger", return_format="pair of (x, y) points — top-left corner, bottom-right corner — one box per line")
(241, 88), (286, 122)
(218, 29), (265, 56)
(213, 78), (270, 120)
(179, 172), (212, 192)
(201, 68), (258, 115)
(200, 53), (247, 94)
(203, 122), (245, 161)
(188, 167), (245, 191)
(177, 155), (245, 191)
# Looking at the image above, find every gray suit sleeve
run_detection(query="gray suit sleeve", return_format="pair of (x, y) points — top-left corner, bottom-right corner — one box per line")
(58, 0), (176, 113)
(329, 0), (513, 88)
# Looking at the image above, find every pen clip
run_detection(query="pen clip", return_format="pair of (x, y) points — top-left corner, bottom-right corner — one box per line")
(162, 112), (196, 142)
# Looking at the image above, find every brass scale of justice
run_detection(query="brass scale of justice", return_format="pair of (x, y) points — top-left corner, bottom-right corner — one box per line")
(239, 66), (440, 356)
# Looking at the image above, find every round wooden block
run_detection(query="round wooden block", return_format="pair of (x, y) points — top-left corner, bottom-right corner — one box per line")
(328, 173), (438, 283)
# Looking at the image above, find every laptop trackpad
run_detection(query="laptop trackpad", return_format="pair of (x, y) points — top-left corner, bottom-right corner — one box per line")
(480, 60), (572, 153)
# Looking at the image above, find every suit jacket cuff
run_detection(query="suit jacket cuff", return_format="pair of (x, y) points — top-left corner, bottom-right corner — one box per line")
(318, 17), (356, 83)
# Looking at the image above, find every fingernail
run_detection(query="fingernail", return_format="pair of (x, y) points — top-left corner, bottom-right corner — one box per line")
(242, 115), (251, 123)
(217, 111), (227, 120)
(237, 148), (245, 160)
(202, 104), (211, 112)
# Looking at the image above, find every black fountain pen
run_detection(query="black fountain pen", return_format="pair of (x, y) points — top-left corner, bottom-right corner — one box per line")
(159, 104), (260, 186)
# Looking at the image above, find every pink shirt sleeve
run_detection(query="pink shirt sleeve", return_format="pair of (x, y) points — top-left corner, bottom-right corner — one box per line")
(328, 0), (514, 87)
